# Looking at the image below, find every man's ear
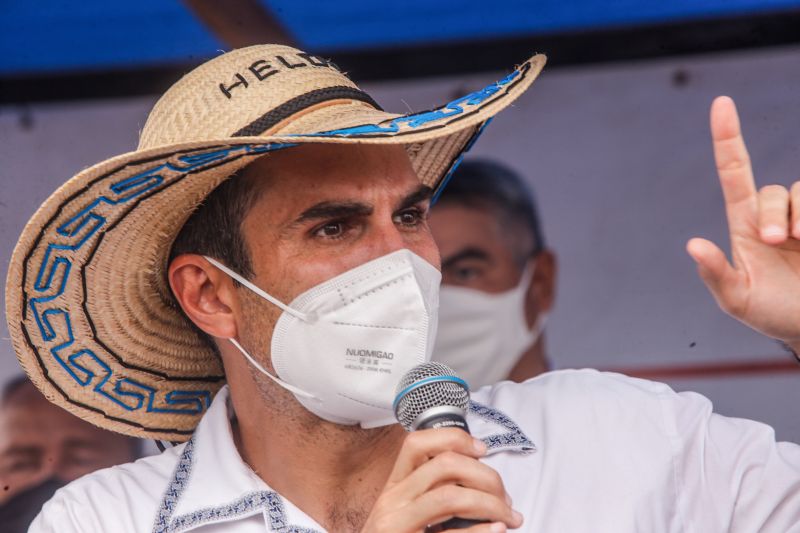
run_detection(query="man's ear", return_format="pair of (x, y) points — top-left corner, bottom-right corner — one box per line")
(168, 255), (238, 340)
(525, 250), (557, 320)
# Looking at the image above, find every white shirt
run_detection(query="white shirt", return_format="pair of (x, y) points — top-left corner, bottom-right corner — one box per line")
(30, 369), (800, 532)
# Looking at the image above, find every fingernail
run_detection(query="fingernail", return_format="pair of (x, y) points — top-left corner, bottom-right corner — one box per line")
(490, 522), (507, 533)
(473, 438), (487, 455)
(512, 510), (524, 526)
(762, 225), (786, 239)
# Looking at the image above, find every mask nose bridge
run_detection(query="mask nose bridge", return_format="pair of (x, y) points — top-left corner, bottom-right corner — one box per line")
(335, 257), (413, 304)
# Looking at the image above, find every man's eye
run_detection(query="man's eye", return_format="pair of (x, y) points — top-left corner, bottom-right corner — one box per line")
(316, 222), (344, 238)
(395, 209), (423, 226)
(454, 266), (481, 281)
(322, 223), (342, 236)
(65, 451), (103, 468)
(7, 459), (38, 473)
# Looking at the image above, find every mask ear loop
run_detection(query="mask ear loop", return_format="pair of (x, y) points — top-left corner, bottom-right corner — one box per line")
(519, 259), (537, 292)
(204, 256), (313, 322)
(228, 338), (317, 400)
(202, 256), (318, 400)
(520, 259), (550, 365)
(529, 312), (548, 338)
(520, 259), (547, 338)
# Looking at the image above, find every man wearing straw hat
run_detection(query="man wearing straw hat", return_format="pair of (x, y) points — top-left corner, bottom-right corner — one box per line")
(6, 44), (800, 532)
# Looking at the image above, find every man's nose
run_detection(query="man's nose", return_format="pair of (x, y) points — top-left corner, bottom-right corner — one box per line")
(371, 220), (408, 255)
(358, 209), (439, 269)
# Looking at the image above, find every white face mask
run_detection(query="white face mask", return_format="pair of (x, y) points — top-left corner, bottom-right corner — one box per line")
(206, 249), (441, 429)
(432, 264), (546, 390)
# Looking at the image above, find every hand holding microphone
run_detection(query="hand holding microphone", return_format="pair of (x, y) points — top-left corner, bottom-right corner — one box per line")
(361, 363), (523, 532)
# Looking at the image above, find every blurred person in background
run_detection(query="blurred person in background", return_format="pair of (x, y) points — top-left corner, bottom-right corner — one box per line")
(430, 160), (557, 389)
(0, 376), (141, 533)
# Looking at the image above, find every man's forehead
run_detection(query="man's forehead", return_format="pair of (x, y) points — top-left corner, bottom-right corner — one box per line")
(431, 203), (505, 237)
(244, 143), (421, 209)
(431, 203), (512, 257)
(248, 143), (412, 175)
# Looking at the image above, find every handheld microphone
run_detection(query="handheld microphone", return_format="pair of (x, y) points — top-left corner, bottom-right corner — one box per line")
(393, 362), (483, 530)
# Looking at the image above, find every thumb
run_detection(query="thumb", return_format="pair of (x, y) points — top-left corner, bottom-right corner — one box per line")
(686, 238), (746, 315)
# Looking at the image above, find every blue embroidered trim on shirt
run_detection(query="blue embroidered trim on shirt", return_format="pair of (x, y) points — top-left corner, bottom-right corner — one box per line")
(167, 491), (270, 532)
(167, 490), (320, 533)
(469, 400), (536, 453)
(153, 438), (196, 533)
(152, 435), (322, 533)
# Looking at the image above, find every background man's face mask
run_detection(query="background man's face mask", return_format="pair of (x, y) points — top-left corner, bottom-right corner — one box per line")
(433, 263), (546, 390)
(206, 249), (441, 428)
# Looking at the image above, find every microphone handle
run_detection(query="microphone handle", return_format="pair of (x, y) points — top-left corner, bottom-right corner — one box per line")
(416, 410), (485, 530)
(416, 411), (471, 433)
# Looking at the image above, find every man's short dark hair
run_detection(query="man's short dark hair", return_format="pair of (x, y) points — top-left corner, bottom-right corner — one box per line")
(169, 168), (266, 354)
(436, 159), (546, 260)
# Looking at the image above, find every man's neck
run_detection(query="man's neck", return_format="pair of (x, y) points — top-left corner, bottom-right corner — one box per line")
(231, 384), (406, 532)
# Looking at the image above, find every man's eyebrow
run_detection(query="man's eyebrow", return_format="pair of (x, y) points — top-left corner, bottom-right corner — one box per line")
(441, 247), (491, 269)
(397, 185), (434, 211)
(291, 201), (373, 227)
(288, 185), (432, 228)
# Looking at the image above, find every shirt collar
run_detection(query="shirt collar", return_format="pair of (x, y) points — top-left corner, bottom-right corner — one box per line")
(153, 386), (322, 533)
(468, 400), (537, 455)
(153, 386), (535, 532)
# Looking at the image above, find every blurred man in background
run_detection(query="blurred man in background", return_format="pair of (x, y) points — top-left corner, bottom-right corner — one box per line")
(0, 376), (141, 533)
(430, 159), (557, 389)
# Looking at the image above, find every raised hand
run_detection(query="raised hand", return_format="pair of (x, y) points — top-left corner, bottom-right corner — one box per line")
(687, 96), (800, 353)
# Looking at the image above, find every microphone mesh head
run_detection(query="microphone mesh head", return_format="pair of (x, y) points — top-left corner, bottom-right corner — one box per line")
(393, 362), (470, 431)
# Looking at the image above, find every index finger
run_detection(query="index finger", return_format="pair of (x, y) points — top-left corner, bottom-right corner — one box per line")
(388, 429), (486, 483)
(710, 96), (757, 210)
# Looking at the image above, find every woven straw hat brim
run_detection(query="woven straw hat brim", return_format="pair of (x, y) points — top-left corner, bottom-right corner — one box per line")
(6, 53), (545, 441)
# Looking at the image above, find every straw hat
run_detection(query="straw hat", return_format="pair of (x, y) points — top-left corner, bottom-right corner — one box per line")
(5, 44), (545, 441)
